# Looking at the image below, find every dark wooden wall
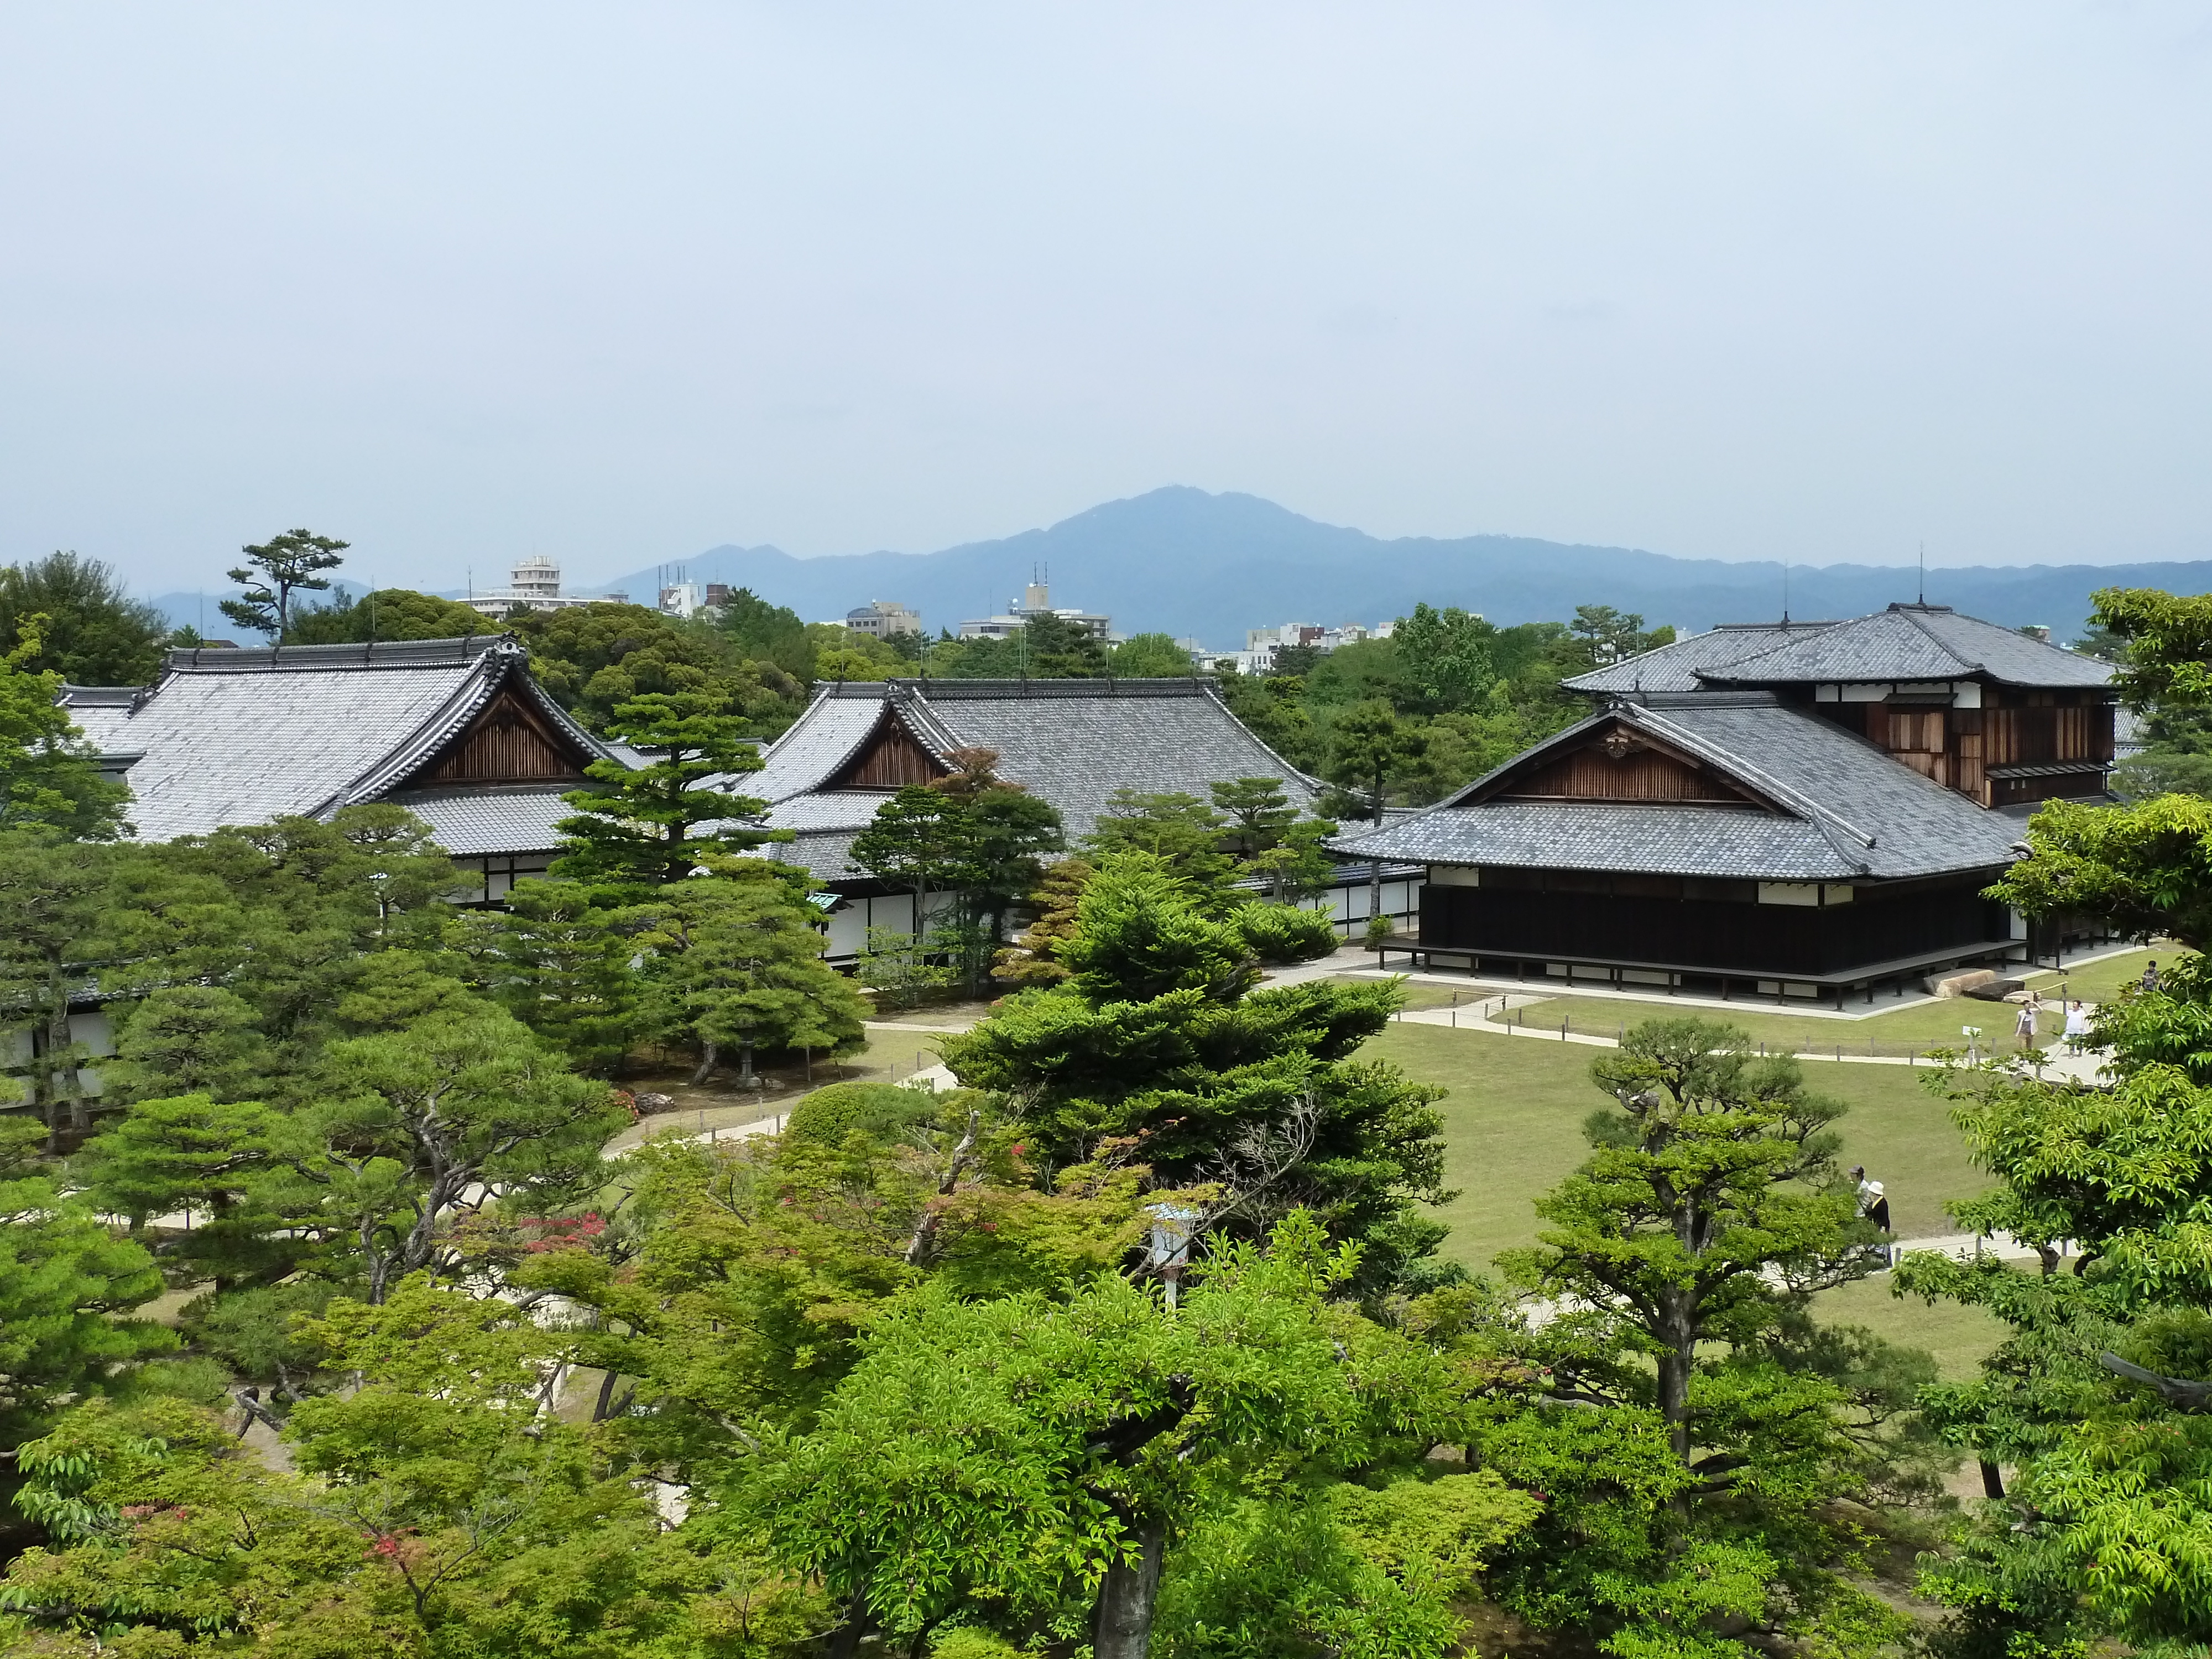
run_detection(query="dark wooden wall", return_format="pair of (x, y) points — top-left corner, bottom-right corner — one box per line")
(1502, 744), (1747, 804)
(421, 688), (588, 785)
(1421, 879), (2011, 978)
(1824, 691), (2113, 807)
(828, 717), (945, 790)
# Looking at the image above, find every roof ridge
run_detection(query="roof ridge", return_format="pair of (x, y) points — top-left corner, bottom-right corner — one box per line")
(1887, 604), (1984, 675)
(310, 651), (509, 816)
(163, 634), (516, 674)
(1626, 704), (1877, 853)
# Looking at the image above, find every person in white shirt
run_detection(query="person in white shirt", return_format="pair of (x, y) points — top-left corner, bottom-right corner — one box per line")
(2063, 999), (2092, 1055)
(1849, 1165), (1891, 1235)
(2015, 993), (2042, 1052)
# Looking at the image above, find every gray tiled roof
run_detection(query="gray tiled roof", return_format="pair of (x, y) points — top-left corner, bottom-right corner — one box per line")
(743, 695), (888, 803)
(1566, 606), (2111, 695)
(1698, 606), (2112, 689)
(55, 685), (143, 753)
(380, 785), (580, 857)
(1332, 694), (2025, 881)
(1563, 622), (1841, 693)
(737, 680), (1323, 880)
(54, 635), (619, 851)
(736, 827), (870, 884)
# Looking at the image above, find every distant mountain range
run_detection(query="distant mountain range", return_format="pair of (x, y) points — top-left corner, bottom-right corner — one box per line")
(156, 488), (2212, 647)
(600, 489), (2212, 647)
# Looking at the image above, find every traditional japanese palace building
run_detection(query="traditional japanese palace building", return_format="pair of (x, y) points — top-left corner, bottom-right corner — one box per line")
(1333, 604), (2116, 1001)
(732, 677), (1418, 960)
(58, 636), (620, 902)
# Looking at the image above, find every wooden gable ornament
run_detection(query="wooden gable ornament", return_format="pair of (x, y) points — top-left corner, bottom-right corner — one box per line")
(824, 706), (948, 792)
(1483, 718), (1772, 808)
(418, 684), (596, 786)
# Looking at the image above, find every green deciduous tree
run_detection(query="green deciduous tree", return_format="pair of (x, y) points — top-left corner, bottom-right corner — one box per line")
(0, 552), (169, 685)
(1987, 792), (2212, 949)
(555, 691), (775, 894)
(286, 585), (493, 644)
(1108, 632), (1196, 677)
(508, 601), (804, 732)
(220, 526), (349, 640)
(0, 624), (130, 841)
(714, 587), (816, 682)
(1391, 602), (1500, 714)
(1891, 1001), (2212, 1655)
(753, 1214), (1513, 1658)
(0, 1279), (823, 1655)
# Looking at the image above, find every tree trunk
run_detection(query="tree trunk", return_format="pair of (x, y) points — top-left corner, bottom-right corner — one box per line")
(1979, 1458), (2005, 1499)
(1657, 1295), (1694, 1467)
(690, 1039), (719, 1086)
(1093, 1516), (1166, 1659)
(827, 1595), (870, 1659)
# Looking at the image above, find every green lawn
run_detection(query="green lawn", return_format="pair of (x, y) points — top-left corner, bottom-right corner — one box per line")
(1371, 1021), (2009, 1373)
(1474, 988), (2064, 1058)
(1371, 1025), (1990, 1271)
(1353, 946), (2161, 1061)
(2024, 944), (2164, 1004)
(1812, 1277), (2008, 1381)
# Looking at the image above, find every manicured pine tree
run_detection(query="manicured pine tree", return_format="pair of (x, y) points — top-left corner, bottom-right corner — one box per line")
(219, 527), (349, 641)
(632, 873), (869, 1084)
(1481, 1018), (1915, 1657)
(554, 691), (776, 895)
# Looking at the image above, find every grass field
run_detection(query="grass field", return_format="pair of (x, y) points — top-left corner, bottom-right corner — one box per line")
(1371, 1024), (1987, 1268)
(1440, 944), (2161, 1059)
(1369, 1020), (2010, 1369)
(1812, 1277), (2009, 1381)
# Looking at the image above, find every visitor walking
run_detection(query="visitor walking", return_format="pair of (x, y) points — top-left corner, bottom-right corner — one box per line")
(2063, 998), (2091, 1055)
(2143, 959), (2161, 994)
(2015, 992), (2042, 1052)
(1850, 1165), (1891, 1235)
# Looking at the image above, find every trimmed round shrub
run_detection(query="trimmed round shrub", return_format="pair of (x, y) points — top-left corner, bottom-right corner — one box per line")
(784, 1081), (933, 1146)
(1235, 901), (1340, 966)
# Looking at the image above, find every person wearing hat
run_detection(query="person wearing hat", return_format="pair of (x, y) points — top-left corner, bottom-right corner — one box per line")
(1851, 1165), (1891, 1235)
(2015, 992), (2043, 1052)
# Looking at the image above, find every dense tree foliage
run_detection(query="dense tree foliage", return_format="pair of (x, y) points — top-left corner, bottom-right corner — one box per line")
(555, 692), (776, 895)
(1484, 1021), (1926, 1657)
(0, 553), (170, 685)
(942, 853), (1453, 1290)
(0, 626), (130, 841)
(848, 750), (1068, 993)
(287, 586), (491, 643)
(507, 602), (805, 733)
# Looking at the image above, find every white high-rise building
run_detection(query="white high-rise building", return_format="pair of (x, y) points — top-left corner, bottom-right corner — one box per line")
(465, 558), (622, 617)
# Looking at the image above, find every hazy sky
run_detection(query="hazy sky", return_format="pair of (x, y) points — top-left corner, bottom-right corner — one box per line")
(5, 3), (2211, 594)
